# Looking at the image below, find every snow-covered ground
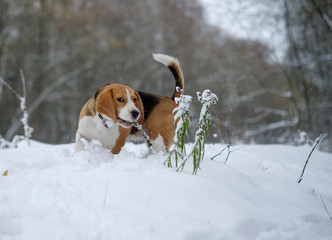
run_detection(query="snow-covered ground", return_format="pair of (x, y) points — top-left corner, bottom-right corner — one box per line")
(0, 141), (331, 240)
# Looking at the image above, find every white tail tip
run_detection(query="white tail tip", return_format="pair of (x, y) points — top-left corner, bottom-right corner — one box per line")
(152, 53), (179, 67)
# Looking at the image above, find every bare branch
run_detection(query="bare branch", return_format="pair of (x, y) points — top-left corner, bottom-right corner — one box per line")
(5, 62), (94, 139)
(20, 69), (26, 100)
(298, 133), (326, 183)
(0, 71), (33, 145)
(320, 195), (332, 222)
(210, 121), (244, 164)
(244, 118), (299, 137)
(225, 88), (292, 107)
(309, 0), (332, 32)
(0, 76), (21, 99)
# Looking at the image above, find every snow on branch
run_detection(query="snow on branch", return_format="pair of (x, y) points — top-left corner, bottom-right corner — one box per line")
(244, 117), (299, 137)
(226, 88), (292, 107)
(19, 70), (33, 145)
(0, 70), (33, 147)
(133, 121), (153, 149)
(5, 62), (93, 140)
(0, 135), (25, 149)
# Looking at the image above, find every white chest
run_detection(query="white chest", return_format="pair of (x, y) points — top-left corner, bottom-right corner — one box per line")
(77, 116), (120, 149)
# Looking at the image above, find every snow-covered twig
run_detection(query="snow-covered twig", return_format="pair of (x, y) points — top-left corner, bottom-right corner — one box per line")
(0, 76), (21, 99)
(133, 121), (153, 148)
(0, 134), (24, 149)
(225, 88), (292, 107)
(244, 118), (299, 137)
(5, 62), (93, 140)
(177, 89), (218, 174)
(298, 133), (326, 183)
(0, 71), (33, 147)
(19, 70), (33, 146)
(0, 135), (10, 149)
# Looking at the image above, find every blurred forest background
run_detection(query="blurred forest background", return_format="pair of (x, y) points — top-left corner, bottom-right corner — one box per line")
(0, 0), (331, 149)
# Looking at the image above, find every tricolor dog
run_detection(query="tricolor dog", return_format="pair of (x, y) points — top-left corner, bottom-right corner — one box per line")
(75, 53), (184, 154)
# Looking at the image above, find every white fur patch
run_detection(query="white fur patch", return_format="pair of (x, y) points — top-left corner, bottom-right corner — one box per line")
(75, 115), (120, 151)
(151, 134), (166, 153)
(118, 88), (139, 122)
(152, 53), (179, 67)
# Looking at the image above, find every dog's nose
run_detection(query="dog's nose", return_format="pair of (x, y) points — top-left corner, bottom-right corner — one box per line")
(131, 110), (140, 120)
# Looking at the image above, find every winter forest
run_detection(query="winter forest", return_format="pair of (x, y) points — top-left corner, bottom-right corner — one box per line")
(0, 0), (331, 150)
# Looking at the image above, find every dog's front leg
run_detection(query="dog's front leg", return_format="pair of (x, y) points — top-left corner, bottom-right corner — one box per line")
(75, 131), (86, 152)
(111, 127), (131, 154)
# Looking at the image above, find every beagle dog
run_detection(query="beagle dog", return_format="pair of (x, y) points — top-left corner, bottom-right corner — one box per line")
(75, 53), (184, 154)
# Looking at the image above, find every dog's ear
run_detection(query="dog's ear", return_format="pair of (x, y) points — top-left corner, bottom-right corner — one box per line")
(95, 87), (117, 123)
(135, 91), (144, 125)
(94, 84), (111, 99)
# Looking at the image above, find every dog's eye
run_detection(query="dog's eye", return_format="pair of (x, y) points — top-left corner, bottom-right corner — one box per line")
(117, 97), (124, 102)
(133, 98), (137, 103)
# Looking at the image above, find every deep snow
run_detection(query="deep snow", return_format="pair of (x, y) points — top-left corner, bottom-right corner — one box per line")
(0, 141), (331, 240)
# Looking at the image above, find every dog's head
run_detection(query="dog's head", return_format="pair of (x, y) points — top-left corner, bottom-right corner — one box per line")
(95, 84), (144, 129)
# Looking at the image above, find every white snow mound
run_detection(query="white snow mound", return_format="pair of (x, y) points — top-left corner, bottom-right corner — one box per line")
(0, 141), (331, 240)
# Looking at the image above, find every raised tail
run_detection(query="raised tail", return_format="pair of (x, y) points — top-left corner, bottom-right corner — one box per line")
(152, 53), (184, 100)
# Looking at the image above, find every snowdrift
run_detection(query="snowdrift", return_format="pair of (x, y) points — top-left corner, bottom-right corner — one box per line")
(0, 141), (331, 240)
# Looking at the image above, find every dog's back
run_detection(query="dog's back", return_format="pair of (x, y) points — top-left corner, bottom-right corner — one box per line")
(129, 54), (184, 152)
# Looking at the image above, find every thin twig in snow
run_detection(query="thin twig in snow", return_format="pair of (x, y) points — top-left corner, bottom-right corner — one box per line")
(210, 120), (243, 163)
(103, 180), (109, 207)
(44, 199), (61, 219)
(298, 133), (326, 183)
(210, 144), (244, 163)
(320, 195), (332, 222)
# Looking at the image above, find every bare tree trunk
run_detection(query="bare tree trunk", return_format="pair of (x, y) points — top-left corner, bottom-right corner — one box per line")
(284, 0), (313, 132)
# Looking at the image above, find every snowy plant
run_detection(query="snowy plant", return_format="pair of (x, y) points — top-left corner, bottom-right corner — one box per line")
(18, 70), (33, 145)
(165, 88), (192, 167)
(177, 89), (218, 174)
(295, 130), (311, 145)
(0, 70), (33, 147)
